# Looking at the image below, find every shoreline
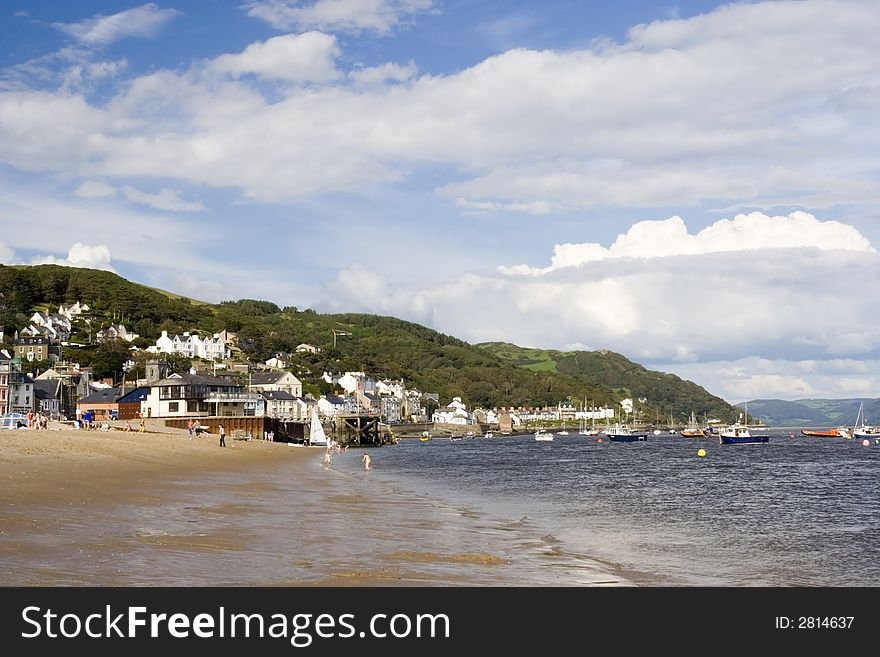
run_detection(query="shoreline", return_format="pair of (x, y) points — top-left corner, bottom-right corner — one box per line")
(0, 426), (633, 587)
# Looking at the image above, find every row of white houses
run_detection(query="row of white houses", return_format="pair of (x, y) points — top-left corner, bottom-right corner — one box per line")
(146, 330), (232, 361)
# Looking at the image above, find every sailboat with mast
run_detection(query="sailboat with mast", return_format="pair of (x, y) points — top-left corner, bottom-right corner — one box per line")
(680, 411), (706, 438)
(579, 399), (600, 436)
(852, 402), (880, 442)
(308, 408), (329, 447)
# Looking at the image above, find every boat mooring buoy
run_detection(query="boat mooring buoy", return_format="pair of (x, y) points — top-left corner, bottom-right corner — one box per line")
(597, 438), (604, 444)
(697, 448), (707, 458)
(862, 439), (870, 447)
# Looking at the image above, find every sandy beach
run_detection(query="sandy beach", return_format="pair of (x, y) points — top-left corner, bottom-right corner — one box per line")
(0, 423), (627, 587)
(0, 422), (309, 505)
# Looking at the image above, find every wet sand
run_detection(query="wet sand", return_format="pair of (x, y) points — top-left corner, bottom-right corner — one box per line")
(0, 425), (630, 586)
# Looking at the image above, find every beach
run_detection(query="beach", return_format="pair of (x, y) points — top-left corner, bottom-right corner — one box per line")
(0, 424), (628, 586)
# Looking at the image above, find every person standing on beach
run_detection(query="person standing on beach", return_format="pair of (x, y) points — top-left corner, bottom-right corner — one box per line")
(362, 452), (372, 470)
(187, 419), (194, 439)
(139, 418), (145, 433)
(219, 424), (226, 447)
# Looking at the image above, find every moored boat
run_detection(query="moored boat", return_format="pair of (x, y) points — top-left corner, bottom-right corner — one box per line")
(852, 402), (880, 441)
(718, 423), (769, 445)
(801, 427), (851, 439)
(605, 425), (648, 442)
(534, 428), (553, 441)
(680, 411), (706, 438)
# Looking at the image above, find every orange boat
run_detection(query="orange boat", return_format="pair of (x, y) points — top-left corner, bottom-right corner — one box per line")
(801, 427), (852, 438)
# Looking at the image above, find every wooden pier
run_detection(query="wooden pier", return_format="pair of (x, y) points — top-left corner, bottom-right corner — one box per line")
(333, 413), (392, 447)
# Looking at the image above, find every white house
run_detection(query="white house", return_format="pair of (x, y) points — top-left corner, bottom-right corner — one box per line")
(317, 395), (346, 418)
(432, 396), (474, 426)
(58, 302), (90, 320)
(30, 312), (72, 340)
(337, 371), (376, 395)
(96, 324), (139, 343)
(376, 379), (405, 398)
(248, 371), (302, 397)
(295, 344), (321, 354)
(261, 390), (298, 420)
(150, 330), (231, 360)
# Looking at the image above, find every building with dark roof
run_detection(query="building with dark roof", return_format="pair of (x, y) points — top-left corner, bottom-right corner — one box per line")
(144, 372), (264, 418)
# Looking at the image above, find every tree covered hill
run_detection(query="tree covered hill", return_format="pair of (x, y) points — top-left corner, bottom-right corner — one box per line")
(0, 264), (738, 420)
(477, 342), (736, 425)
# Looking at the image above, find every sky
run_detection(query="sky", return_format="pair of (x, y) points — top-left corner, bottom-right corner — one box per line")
(1, 0), (879, 404)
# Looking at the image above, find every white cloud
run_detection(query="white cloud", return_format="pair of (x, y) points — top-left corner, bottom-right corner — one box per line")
(29, 243), (116, 272)
(501, 211), (874, 275)
(1, 0), (879, 206)
(349, 60), (417, 87)
(209, 32), (341, 83)
(74, 179), (117, 199)
(121, 186), (207, 212)
(317, 211), (880, 372)
(663, 357), (880, 401)
(243, 0), (435, 34)
(53, 3), (180, 47)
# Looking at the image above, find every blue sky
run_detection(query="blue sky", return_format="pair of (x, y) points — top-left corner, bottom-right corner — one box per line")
(2, 0), (880, 403)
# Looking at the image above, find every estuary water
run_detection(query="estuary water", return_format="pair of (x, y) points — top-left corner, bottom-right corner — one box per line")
(335, 430), (880, 586)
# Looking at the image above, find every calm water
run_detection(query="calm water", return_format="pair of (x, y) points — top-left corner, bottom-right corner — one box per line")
(338, 430), (880, 586)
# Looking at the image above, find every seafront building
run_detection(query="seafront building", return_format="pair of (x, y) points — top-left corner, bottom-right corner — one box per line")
(0, 350), (10, 415)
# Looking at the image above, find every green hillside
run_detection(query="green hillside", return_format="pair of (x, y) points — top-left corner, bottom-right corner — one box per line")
(478, 342), (736, 424)
(0, 264), (738, 420)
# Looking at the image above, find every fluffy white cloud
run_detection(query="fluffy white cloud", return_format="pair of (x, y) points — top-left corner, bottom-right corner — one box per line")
(52, 3), (180, 47)
(209, 33), (341, 83)
(1, 0), (878, 207)
(30, 243), (116, 272)
(502, 211), (874, 274)
(243, 0), (435, 34)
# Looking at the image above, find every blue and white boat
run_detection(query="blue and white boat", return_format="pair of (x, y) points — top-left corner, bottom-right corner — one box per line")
(604, 425), (648, 442)
(718, 423), (768, 445)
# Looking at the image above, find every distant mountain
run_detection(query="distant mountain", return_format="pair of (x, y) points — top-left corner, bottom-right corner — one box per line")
(744, 398), (880, 427)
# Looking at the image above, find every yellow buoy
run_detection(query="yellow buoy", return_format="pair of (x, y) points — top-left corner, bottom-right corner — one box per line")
(697, 448), (707, 457)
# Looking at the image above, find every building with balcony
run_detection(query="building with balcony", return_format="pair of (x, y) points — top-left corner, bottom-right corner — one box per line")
(143, 372), (263, 418)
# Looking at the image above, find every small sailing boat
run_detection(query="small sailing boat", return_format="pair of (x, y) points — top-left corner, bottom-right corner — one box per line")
(579, 398), (600, 436)
(852, 402), (880, 441)
(680, 411), (705, 438)
(308, 408), (329, 447)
